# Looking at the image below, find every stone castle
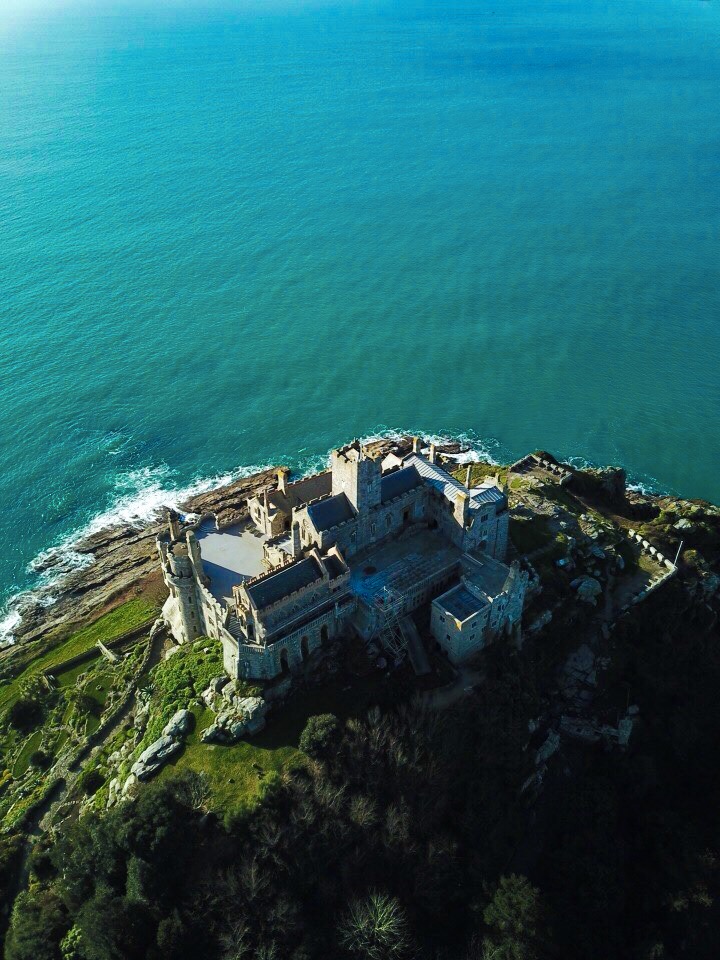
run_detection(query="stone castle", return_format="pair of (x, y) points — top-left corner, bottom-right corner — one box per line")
(157, 438), (527, 681)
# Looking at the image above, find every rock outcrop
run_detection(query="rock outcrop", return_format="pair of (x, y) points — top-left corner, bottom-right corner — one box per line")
(130, 735), (182, 782)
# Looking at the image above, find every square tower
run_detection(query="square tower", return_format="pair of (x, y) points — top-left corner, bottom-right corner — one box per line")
(331, 441), (381, 512)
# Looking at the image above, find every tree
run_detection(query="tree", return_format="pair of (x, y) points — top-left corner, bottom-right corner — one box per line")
(299, 714), (341, 760)
(156, 910), (185, 959)
(8, 698), (42, 732)
(338, 891), (410, 960)
(75, 892), (154, 960)
(5, 889), (68, 960)
(482, 875), (542, 960)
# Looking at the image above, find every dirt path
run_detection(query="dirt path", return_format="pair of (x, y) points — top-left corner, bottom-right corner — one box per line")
(423, 665), (483, 709)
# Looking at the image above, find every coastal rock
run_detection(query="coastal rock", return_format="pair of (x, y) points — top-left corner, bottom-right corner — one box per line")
(5, 467), (280, 649)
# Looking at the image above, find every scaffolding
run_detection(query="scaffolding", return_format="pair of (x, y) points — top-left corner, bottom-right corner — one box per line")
(372, 586), (407, 660)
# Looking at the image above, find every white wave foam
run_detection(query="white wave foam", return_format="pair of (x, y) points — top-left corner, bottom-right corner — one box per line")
(1, 460), (272, 646)
(0, 608), (22, 648)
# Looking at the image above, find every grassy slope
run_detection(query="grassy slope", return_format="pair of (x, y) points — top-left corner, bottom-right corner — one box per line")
(0, 597), (157, 713)
(159, 674), (384, 813)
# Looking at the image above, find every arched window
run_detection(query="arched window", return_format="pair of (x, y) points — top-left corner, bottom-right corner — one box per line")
(320, 624), (329, 644)
(301, 636), (309, 661)
(280, 649), (290, 674)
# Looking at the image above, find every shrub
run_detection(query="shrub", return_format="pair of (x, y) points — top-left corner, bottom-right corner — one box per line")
(29, 750), (51, 770)
(338, 892), (410, 960)
(299, 713), (341, 760)
(8, 699), (42, 732)
(80, 770), (105, 797)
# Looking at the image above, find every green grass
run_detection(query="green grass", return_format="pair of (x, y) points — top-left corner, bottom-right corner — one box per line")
(158, 675), (385, 814)
(452, 463), (509, 487)
(159, 706), (300, 812)
(12, 730), (43, 778)
(509, 515), (555, 555)
(0, 598), (157, 714)
(55, 659), (99, 690)
(83, 671), (114, 708)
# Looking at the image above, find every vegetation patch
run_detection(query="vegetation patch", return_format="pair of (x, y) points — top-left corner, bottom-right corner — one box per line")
(0, 597), (157, 714)
(451, 462), (509, 487)
(159, 705), (301, 815)
(509, 514), (554, 555)
(138, 638), (228, 750)
(12, 730), (43, 779)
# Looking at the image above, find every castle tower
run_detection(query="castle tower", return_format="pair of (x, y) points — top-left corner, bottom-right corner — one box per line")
(331, 442), (381, 512)
(161, 542), (201, 644)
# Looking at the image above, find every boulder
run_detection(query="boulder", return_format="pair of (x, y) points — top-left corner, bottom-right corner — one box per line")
(572, 576), (602, 605)
(536, 730), (560, 765)
(131, 735), (182, 781)
(122, 773), (140, 798)
(162, 708), (193, 738)
(673, 518), (694, 532)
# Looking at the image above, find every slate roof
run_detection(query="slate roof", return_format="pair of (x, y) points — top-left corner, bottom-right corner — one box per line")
(246, 556), (323, 610)
(307, 493), (355, 531)
(270, 471), (332, 514)
(436, 585), (488, 622)
(380, 465), (422, 503)
(404, 454), (505, 511)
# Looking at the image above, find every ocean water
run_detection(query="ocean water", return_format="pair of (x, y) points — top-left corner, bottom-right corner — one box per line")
(1, 0), (719, 639)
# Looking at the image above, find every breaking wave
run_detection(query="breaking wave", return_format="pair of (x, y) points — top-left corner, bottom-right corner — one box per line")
(0, 461), (270, 648)
(0, 427), (670, 649)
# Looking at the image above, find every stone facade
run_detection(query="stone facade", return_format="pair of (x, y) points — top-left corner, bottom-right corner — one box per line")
(157, 438), (522, 682)
(431, 556), (527, 664)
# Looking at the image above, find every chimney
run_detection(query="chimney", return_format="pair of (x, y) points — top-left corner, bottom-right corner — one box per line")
(167, 509), (181, 542)
(277, 467), (290, 494)
(291, 521), (301, 558)
(429, 443), (437, 464)
(412, 436), (422, 454)
(454, 490), (469, 527)
(465, 464), (473, 488)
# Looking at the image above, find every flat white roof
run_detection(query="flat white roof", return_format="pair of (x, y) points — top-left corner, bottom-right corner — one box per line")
(197, 519), (267, 604)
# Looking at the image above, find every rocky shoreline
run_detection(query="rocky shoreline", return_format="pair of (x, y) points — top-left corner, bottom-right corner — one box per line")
(5, 436), (718, 671)
(1, 436), (441, 661)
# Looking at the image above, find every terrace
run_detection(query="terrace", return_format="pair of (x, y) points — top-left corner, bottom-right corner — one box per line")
(196, 518), (268, 605)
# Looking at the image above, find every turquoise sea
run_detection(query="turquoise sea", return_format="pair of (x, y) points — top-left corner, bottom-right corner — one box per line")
(1, 0), (719, 639)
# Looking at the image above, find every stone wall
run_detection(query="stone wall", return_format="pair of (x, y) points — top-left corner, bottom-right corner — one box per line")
(235, 599), (356, 679)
